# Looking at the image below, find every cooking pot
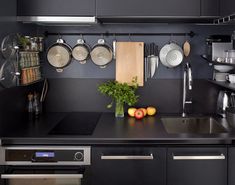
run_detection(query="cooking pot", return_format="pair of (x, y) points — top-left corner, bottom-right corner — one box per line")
(90, 39), (113, 68)
(72, 38), (90, 64)
(47, 39), (72, 72)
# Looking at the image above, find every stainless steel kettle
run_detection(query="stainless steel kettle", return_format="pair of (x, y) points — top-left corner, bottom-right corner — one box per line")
(217, 91), (230, 117)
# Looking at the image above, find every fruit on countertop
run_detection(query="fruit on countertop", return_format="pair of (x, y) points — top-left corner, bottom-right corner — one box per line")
(134, 109), (145, 119)
(147, 106), (157, 116)
(139, 108), (147, 116)
(128, 107), (137, 117)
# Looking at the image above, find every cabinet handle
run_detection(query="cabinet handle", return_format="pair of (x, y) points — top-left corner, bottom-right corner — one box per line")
(172, 153), (225, 160)
(101, 153), (154, 160)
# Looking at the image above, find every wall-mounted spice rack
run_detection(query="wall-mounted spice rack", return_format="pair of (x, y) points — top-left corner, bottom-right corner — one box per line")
(19, 51), (42, 86)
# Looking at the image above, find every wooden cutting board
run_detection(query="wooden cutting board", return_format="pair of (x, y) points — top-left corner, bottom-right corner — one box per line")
(116, 42), (144, 86)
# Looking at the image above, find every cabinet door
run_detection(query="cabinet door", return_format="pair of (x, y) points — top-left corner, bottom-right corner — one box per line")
(229, 147), (235, 185)
(96, 0), (200, 17)
(91, 147), (166, 185)
(201, 0), (219, 16)
(17, 0), (95, 16)
(220, 0), (235, 16)
(167, 147), (227, 185)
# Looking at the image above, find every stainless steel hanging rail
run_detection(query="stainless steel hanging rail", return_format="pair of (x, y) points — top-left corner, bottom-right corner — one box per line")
(44, 31), (196, 38)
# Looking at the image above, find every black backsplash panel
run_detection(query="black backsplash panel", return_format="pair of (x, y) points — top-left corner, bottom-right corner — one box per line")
(44, 78), (218, 114)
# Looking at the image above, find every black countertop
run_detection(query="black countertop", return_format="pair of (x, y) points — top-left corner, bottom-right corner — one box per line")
(1, 112), (235, 145)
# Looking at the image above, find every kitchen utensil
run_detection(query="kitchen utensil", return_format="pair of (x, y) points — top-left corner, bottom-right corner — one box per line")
(0, 60), (17, 88)
(226, 74), (235, 83)
(149, 43), (159, 78)
(90, 39), (113, 68)
(159, 43), (172, 67)
(47, 38), (72, 72)
(166, 49), (183, 67)
(150, 56), (158, 78)
(144, 44), (149, 82)
(160, 42), (183, 68)
(113, 38), (117, 60)
(72, 38), (90, 64)
(214, 65), (234, 72)
(183, 40), (191, 57)
(116, 42), (144, 86)
(217, 90), (230, 117)
(1, 34), (18, 59)
(214, 72), (229, 82)
(40, 78), (48, 103)
(226, 107), (235, 128)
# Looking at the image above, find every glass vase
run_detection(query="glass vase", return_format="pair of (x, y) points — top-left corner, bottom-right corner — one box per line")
(115, 100), (124, 117)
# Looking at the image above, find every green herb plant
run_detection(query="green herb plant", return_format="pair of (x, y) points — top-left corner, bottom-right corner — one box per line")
(98, 77), (139, 109)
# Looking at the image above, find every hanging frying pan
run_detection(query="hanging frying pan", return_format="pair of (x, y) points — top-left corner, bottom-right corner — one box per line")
(47, 39), (72, 72)
(72, 39), (90, 64)
(90, 39), (113, 68)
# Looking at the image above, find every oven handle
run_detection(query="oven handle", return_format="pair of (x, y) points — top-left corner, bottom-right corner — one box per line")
(1, 174), (83, 179)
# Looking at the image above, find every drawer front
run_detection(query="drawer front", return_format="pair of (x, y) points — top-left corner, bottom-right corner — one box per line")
(167, 147), (227, 185)
(92, 147), (166, 185)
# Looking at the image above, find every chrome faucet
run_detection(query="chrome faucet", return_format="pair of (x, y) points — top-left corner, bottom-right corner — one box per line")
(182, 63), (193, 117)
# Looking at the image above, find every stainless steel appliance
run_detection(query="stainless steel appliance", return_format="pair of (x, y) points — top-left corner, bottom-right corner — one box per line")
(217, 91), (230, 117)
(0, 146), (91, 185)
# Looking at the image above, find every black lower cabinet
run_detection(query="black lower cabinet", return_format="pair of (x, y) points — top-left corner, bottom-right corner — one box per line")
(167, 147), (227, 185)
(229, 147), (235, 185)
(91, 147), (166, 185)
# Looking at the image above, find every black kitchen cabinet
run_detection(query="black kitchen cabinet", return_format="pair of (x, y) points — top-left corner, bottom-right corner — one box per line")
(220, 0), (235, 16)
(228, 147), (235, 185)
(201, 0), (220, 16)
(96, 0), (200, 17)
(17, 0), (95, 16)
(91, 147), (166, 185)
(167, 147), (227, 185)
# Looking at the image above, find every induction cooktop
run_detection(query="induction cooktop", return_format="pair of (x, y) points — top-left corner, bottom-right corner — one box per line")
(49, 112), (101, 135)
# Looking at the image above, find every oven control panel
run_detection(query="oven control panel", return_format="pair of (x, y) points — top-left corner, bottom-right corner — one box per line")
(2, 146), (91, 166)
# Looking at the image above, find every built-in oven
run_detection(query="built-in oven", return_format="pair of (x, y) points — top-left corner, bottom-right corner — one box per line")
(0, 146), (91, 185)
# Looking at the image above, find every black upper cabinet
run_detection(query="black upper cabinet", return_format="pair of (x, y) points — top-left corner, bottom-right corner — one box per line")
(201, 0), (220, 16)
(167, 147), (227, 185)
(17, 0), (95, 16)
(220, 0), (235, 16)
(96, 0), (200, 17)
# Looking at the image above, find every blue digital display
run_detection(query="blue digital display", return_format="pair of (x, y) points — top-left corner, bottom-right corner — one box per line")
(36, 152), (55, 158)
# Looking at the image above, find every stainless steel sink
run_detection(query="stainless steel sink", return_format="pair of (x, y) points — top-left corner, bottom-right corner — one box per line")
(161, 117), (227, 134)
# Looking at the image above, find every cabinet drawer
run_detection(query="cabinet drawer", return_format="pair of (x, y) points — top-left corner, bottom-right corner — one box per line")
(167, 147), (227, 185)
(92, 147), (166, 185)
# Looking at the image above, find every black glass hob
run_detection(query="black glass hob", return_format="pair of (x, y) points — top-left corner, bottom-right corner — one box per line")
(49, 112), (101, 135)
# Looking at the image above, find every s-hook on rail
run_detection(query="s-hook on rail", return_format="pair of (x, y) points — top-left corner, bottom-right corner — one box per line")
(44, 31), (196, 38)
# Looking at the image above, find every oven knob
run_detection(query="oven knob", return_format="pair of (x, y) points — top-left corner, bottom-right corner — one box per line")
(74, 152), (84, 161)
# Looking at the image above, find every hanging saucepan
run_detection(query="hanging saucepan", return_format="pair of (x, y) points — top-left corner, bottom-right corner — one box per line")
(72, 38), (90, 64)
(47, 39), (72, 72)
(90, 39), (113, 68)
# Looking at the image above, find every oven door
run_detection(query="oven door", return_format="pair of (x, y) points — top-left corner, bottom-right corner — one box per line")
(1, 166), (90, 185)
